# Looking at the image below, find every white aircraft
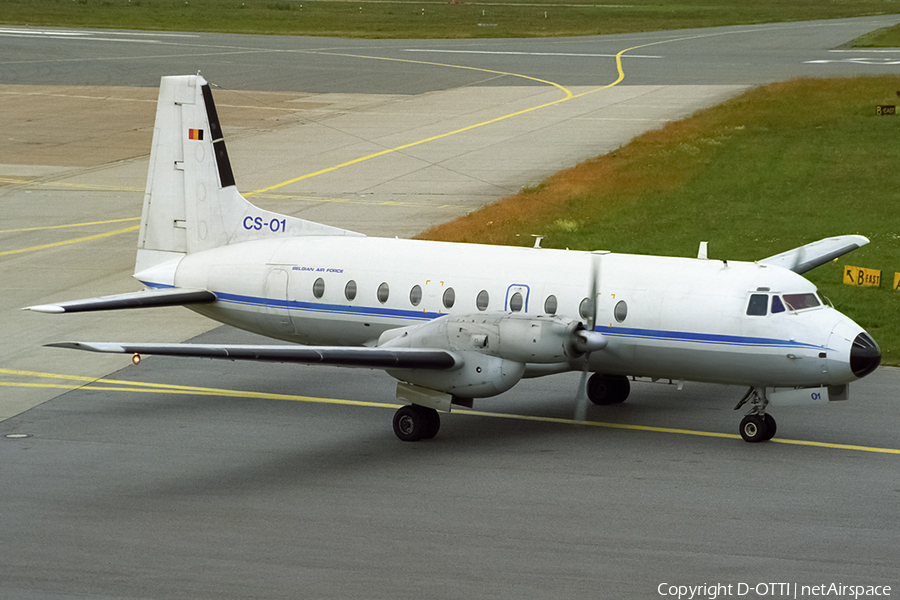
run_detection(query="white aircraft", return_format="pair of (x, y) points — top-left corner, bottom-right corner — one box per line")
(27, 75), (881, 443)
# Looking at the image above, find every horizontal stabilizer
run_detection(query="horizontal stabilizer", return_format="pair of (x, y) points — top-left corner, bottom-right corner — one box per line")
(759, 235), (869, 274)
(46, 341), (461, 370)
(24, 288), (216, 314)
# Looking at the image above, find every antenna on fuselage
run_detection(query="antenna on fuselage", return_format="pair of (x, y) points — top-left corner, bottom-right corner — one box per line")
(698, 241), (709, 260)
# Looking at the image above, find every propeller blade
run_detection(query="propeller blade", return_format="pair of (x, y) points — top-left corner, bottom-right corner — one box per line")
(587, 251), (601, 331)
(573, 250), (603, 422)
(574, 370), (590, 422)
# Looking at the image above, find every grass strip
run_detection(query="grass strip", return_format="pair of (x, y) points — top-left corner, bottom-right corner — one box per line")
(419, 76), (900, 364)
(1, 0), (898, 39)
(851, 23), (900, 48)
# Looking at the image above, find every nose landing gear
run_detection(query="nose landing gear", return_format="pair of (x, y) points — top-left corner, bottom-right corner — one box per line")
(735, 388), (776, 443)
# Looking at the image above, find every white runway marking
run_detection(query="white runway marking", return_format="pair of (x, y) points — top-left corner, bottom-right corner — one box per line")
(806, 57), (900, 65)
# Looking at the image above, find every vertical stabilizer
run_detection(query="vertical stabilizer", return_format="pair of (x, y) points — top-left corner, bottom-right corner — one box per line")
(135, 75), (362, 283)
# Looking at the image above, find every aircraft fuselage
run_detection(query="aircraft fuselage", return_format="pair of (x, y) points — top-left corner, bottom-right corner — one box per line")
(165, 235), (869, 392)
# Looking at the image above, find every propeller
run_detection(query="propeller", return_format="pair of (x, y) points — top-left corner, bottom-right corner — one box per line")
(574, 251), (603, 421)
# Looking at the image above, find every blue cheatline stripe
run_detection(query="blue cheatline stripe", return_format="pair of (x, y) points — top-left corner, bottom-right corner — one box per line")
(596, 325), (826, 351)
(141, 281), (826, 352)
(214, 290), (436, 322)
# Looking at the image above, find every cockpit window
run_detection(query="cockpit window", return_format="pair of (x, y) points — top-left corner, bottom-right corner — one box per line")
(771, 295), (785, 314)
(746, 294), (768, 316)
(783, 293), (821, 311)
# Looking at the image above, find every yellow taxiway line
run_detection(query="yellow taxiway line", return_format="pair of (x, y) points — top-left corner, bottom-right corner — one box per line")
(0, 225), (139, 257)
(3, 367), (899, 456)
(1, 35), (678, 254)
(0, 216), (140, 234)
(248, 36), (693, 196)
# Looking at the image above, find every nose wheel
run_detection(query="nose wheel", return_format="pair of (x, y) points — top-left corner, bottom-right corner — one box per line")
(735, 387), (777, 443)
(739, 413), (777, 442)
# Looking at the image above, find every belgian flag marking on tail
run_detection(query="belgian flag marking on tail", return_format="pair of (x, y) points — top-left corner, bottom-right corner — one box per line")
(188, 128), (204, 141)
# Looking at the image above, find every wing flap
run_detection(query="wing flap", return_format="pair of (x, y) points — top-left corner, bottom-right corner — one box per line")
(46, 341), (461, 370)
(759, 235), (869, 274)
(24, 288), (216, 314)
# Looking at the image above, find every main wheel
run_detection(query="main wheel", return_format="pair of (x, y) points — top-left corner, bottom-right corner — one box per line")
(421, 408), (441, 440)
(739, 414), (769, 443)
(587, 374), (630, 405)
(393, 405), (424, 442)
(763, 414), (777, 441)
(392, 405), (439, 442)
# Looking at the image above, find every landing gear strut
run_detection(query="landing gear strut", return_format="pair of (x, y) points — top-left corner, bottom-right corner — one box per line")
(735, 387), (777, 443)
(587, 373), (630, 405)
(392, 404), (440, 442)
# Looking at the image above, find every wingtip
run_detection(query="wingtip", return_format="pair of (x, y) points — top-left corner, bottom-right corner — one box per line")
(44, 341), (80, 349)
(23, 304), (65, 314)
(43, 341), (127, 354)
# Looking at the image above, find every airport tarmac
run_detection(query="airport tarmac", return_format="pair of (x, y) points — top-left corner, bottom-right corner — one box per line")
(2, 16), (900, 599)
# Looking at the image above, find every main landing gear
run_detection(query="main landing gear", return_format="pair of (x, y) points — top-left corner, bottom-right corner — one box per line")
(735, 387), (777, 443)
(392, 404), (441, 442)
(586, 373), (630, 405)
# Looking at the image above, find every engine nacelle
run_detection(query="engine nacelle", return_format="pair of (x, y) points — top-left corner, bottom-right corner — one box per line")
(380, 313), (594, 362)
(387, 350), (525, 398)
(377, 313), (604, 397)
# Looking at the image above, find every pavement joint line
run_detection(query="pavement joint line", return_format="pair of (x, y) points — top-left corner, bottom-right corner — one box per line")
(254, 194), (463, 208)
(3, 368), (899, 455)
(404, 49), (663, 59)
(0, 89), (336, 112)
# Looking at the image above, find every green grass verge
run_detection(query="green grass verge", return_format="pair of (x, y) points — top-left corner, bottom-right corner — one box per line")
(421, 76), (900, 364)
(1, 0), (898, 38)
(851, 23), (900, 47)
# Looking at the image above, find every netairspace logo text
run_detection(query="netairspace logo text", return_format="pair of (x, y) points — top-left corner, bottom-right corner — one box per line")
(658, 583), (892, 600)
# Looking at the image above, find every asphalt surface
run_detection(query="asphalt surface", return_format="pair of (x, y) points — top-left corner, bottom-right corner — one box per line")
(2, 16), (900, 600)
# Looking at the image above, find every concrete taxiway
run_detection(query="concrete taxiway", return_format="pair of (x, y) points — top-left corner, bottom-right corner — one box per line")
(2, 16), (900, 599)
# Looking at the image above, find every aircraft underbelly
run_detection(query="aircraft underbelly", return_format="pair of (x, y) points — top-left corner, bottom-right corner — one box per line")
(596, 336), (826, 387)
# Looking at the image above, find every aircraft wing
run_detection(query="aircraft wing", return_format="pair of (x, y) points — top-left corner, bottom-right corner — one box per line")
(758, 235), (869, 274)
(45, 341), (461, 370)
(24, 288), (216, 313)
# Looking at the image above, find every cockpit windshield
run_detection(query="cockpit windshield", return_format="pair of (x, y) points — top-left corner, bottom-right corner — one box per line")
(782, 293), (821, 311)
(746, 292), (821, 316)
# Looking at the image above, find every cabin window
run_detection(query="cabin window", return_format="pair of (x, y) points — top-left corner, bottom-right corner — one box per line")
(443, 287), (455, 309)
(312, 278), (325, 299)
(544, 295), (557, 315)
(344, 280), (357, 301)
(409, 285), (422, 306)
(771, 295), (785, 314)
(783, 293), (821, 311)
(579, 297), (594, 321)
(746, 294), (768, 316)
(476, 290), (489, 311)
(509, 292), (524, 312)
(614, 300), (628, 323)
(377, 282), (390, 304)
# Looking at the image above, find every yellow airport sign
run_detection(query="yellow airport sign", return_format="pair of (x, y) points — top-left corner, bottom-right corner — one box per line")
(894, 272), (900, 291)
(843, 265), (881, 287)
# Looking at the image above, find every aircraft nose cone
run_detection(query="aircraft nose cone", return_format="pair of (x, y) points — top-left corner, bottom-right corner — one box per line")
(850, 332), (881, 378)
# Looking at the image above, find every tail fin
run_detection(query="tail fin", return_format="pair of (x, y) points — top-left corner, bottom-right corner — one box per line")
(135, 75), (361, 282)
